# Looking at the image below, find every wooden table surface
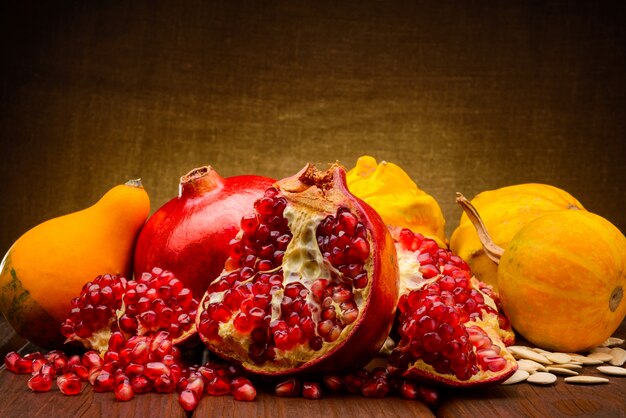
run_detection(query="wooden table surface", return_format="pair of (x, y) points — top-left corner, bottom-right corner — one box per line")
(1, 0), (625, 417)
(1, 318), (625, 417)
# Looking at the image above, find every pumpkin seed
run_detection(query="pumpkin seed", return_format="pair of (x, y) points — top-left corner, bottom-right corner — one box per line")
(609, 347), (626, 367)
(564, 376), (609, 384)
(546, 366), (578, 376)
(590, 346), (612, 354)
(502, 369), (530, 385)
(601, 337), (625, 347)
(526, 372), (557, 385)
(554, 363), (583, 370)
(597, 365), (626, 376)
(545, 352), (572, 364)
(507, 346), (552, 364)
(587, 352), (614, 362)
(516, 359), (548, 373)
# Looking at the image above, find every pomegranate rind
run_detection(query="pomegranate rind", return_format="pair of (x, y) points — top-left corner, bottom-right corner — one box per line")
(133, 166), (275, 299)
(197, 164), (400, 377)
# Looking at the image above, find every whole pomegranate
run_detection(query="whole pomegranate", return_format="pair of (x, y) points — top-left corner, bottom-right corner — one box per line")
(386, 229), (517, 387)
(133, 166), (275, 299)
(196, 163), (399, 377)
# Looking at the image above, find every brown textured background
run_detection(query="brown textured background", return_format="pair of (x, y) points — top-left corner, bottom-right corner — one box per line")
(1, 0), (624, 256)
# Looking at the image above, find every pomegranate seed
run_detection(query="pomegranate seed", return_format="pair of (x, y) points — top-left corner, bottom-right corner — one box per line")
(144, 362), (170, 380)
(361, 377), (390, 398)
(323, 374), (345, 392)
(155, 374), (175, 393)
(82, 351), (103, 369)
(186, 375), (205, 399)
(28, 373), (53, 392)
(15, 357), (35, 374)
(275, 378), (301, 397)
(130, 375), (152, 393)
(207, 376), (231, 396)
(4, 351), (21, 372)
(417, 385), (440, 408)
(57, 372), (83, 395)
(178, 389), (199, 412)
(93, 370), (115, 392)
(300, 381), (321, 399)
(344, 372), (366, 394)
(232, 378), (256, 401)
(114, 379), (135, 401)
(400, 380), (419, 399)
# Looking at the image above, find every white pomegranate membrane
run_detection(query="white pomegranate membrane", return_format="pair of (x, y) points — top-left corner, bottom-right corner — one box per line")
(197, 186), (372, 371)
(388, 229), (516, 385)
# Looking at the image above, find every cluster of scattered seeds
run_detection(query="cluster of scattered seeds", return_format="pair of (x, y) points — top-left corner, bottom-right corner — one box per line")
(502, 336), (626, 386)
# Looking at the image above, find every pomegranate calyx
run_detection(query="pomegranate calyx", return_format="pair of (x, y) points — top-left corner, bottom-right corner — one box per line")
(455, 193), (504, 264)
(179, 166), (225, 198)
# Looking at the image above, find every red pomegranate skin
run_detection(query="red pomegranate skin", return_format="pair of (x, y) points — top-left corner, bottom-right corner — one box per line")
(133, 166), (275, 299)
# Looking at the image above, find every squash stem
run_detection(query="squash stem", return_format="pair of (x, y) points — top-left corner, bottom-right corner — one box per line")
(455, 193), (505, 264)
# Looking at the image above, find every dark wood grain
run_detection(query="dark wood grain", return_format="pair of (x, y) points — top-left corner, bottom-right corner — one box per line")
(192, 391), (434, 417)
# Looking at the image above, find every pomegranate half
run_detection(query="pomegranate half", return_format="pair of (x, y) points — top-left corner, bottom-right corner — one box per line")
(196, 164), (399, 377)
(133, 166), (275, 299)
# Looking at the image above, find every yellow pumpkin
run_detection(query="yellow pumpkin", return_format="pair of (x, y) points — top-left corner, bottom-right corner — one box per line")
(346, 156), (446, 247)
(0, 179), (150, 348)
(450, 183), (584, 289)
(497, 210), (626, 352)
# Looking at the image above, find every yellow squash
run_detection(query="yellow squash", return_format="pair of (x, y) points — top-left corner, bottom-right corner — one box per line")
(0, 179), (150, 348)
(346, 156), (447, 247)
(450, 183), (584, 289)
(457, 195), (626, 352)
(498, 210), (626, 352)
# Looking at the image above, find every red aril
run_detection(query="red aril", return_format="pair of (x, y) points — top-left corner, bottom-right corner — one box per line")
(117, 267), (198, 343)
(196, 164), (399, 377)
(57, 373), (82, 395)
(275, 378), (301, 397)
(387, 229), (517, 387)
(302, 381), (322, 399)
(134, 166), (275, 299)
(60, 274), (127, 352)
(28, 373), (53, 392)
(114, 379), (135, 401)
(231, 377), (257, 401)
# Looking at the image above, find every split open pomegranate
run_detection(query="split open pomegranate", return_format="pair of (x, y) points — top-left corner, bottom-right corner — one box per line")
(60, 274), (127, 352)
(61, 268), (198, 352)
(196, 164), (399, 376)
(386, 229), (517, 386)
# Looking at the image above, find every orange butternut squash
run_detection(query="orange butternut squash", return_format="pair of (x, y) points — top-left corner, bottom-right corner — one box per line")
(0, 179), (150, 348)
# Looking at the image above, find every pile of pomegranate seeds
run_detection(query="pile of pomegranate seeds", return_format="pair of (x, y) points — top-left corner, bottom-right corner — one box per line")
(3, 330), (256, 410)
(3, 341), (443, 411)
